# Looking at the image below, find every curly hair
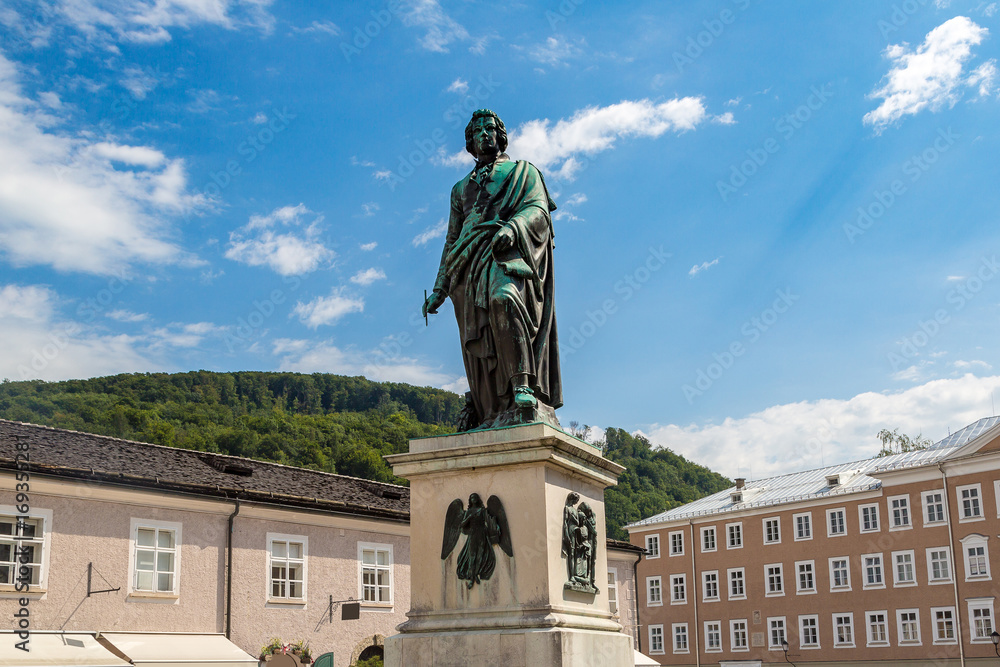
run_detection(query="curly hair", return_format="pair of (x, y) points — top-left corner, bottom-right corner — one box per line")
(464, 109), (508, 156)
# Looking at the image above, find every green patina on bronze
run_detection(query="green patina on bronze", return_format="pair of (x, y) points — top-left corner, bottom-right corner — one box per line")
(440, 493), (513, 589)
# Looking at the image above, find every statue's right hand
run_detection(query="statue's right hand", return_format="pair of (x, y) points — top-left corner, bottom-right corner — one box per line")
(423, 289), (447, 316)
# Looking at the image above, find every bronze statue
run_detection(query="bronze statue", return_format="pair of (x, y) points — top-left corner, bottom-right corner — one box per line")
(423, 109), (562, 431)
(441, 493), (513, 588)
(561, 492), (598, 594)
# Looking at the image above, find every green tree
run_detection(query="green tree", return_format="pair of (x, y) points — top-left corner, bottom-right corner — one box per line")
(876, 428), (932, 457)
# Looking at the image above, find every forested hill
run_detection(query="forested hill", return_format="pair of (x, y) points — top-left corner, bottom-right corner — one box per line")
(0, 371), (728, 538)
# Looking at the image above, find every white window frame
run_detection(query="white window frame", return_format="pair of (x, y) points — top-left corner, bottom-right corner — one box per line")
(647, 575), (663, 606)
(767, 617), (787, 650)
(358, 541), (393, 606)
(958, 483), (984, 522)
(0, 506), (52, 595)
(833, 613), (855, 648)
(267, 532), (307, 603)
(669, 574), (685, 605)
(726, 521), (743, 549)
(704, 620), (722, 653)
(607, 568), (618, 616)
(799, 614), (820, 649)
(994, 480), (1000, 518)
(931, 606), (958, 645)
(128, 517), (181, 597)
(645, 533), (661, 559)
(866, 610), (890, 647)
(793, 512), (812, 541)
(701, 525), (717, 553)
(923, 489), (947, 526)
(730, 619), (749, 652)
(927, 547), (952, 584)
(968, 598), (995, 643)
(961, 534), (991, 581)
(888, 493), (912, 530)
(763, 517), (781, 544)
(892, 549), (916, 587)
(829, 556), (851, 591)
(648, 624), (665, 655)
(862, 552), (885, 590)
(765, 562), (784, 597)
(859, 503), (880, 533)
(728, 567), (746, 600)
(897, 608), (921, 646)
(702, 570), (719, 602)
(672, 623), (689, 654)
(795, 560), (816, 594)
(669, 530), (684, 556)
(827, 507), (846, 537)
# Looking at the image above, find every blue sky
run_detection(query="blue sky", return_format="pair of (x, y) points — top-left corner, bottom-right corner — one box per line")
(2, 0), (1000, 477)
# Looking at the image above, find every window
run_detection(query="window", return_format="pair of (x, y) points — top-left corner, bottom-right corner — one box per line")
(765, 563), (784, 596)
(796, 560), (815, 593)
(607, 570), (618, 615)
(959, 484), (983, 520)
(673, 623), (689, 653)
(969, 599), (995, 642)
(647, 576), (663, 605)
(927, 547), (951, 583)
(866, 611), (889, 646)
(358, 543), (392, 604)
(834, 614), (855, 648)
(827, 508), (846, 536)
(728, 567), (746, 599)
(794, 512), (812, 540)
(645, 534), (660, 558)
(932, 607), (957, 644)
(829, 557), (851, 591)
(923, 490), (946, 525)
(862, 553), (884, 589)
(763, 517), (781, 544)
(897, 609), (921, 645)
(129, 518), (180, 596)
(649, 625), (664, 654)
(727, 522), (743, 549)
(268, 534), (306, 601)
(669, 574), (685, 604)
(669, 530), (684, 556)
(961, 534), (991, 580)
(859, 504), (879, 532)
(701, 526), (717, 552)
(799, 615), (819, 648)
(702, 570), (719, 601)
(0, 508), (51, 592)
(705, 621), (722, 652)
(731, 619), (749, 651)
(892, 550), (916, 586)
(768, 617), (786, 649)
(889, 494), (911, 528)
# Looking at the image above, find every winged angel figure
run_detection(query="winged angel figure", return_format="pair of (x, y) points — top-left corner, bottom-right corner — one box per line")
(441, 493), (513, 588)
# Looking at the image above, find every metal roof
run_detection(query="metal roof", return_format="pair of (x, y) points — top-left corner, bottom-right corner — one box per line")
(627, 417), (999, 529)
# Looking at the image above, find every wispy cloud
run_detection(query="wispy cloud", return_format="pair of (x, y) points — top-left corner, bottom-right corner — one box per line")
(400, 0), (469, 53)
(446, 77), (468, 93)
(359, 241), (378, 251)
(224, 204), (334, 275)
(689, 257), (721, 277)
(412, 219), (448, 246)
(291, 289), (364, 327)
(290, 19), (339, 37)
(361, 202), (380, 217)
(106, 309), (149, 322)
(525, 36), (585, 67)
(350, 268), (386, 286)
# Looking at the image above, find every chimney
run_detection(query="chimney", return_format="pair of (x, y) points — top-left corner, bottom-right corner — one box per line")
(735, 477), (746, 490)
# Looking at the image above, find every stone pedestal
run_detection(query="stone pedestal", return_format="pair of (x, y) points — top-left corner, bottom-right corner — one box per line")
(384, 423), (633, 667)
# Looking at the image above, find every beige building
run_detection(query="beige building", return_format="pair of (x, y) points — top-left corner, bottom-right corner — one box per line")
(627, 416), (1000, 667)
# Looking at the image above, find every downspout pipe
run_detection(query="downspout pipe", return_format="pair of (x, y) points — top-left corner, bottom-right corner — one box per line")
(225, 497), (241, 639)
(939, 463), (966, 667)
(633, 547), (643, 652)
(690, 520), (700, 667)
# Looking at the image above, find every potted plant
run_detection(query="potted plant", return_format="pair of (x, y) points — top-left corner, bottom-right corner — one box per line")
(259, 638), (284, 662)
(290, 640), (312, 664)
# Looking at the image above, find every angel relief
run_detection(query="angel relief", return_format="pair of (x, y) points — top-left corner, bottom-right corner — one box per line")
(440, 493), (513, 589)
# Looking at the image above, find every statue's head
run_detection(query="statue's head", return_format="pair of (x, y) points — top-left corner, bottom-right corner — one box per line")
(465, 109), (508, 158)
(468, 493), (483, 507)
(566, 492), (580, 506)
(579, 502), (593, 517)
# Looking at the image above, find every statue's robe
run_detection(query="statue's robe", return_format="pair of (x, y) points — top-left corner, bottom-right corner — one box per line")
(433, 153), (562, 427)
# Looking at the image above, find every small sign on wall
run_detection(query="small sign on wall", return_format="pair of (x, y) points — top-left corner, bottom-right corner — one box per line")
(751, 632), (765, 647)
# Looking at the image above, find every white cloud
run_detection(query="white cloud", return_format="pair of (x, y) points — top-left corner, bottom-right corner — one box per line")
(120, 66), (161, 100)
(149, 321), (222, 348)
(373, 169), (393, 181)
(291, 288), (364, 327)
(0, 51), (204, 275)
(225, 204), (334, 275)
(984, 3), (998, 17)
(400, 0), (469, 53)
(291, 19), (339, 36)
(106, 309), (149, 322)
(712, 112), (736, 125)
(446, 77), (468, 94)
(725, 97), (742, 107)
(412, 219), (448, 247)
(430, 146), (474, 168)
(641, 373), (1000, 479)
(351, 156), (376, 167)
(251, 111), (268, 124)
(350, 268), (386, 286)
(892, 363), (929, 382)
(441, 376), (470, 394)
(689, 257), (721, 277)
(564, 193), (587, 206)
(359, 241), (377, 251)
(865, 16), (994, 130)
(526, 36), (584, 67)
(967, 60), (998, 96)
(361, 202), (380, 217)
(955, 359), (992, 370)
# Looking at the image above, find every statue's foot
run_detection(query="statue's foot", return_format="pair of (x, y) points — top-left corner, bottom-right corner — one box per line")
(513, 385), (536, 408)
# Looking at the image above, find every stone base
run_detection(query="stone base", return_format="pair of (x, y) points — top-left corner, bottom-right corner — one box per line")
(384, 627), (633, 667)
(473, 401), (560, 431)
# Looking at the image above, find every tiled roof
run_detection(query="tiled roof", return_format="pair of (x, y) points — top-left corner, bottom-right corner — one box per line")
(0, 419), (409, 521)
(626, 417), (998, 529)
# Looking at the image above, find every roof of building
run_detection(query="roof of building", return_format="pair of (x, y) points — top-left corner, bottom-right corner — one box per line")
(627, 416), (1000, 529)
(0, 419), (409, 522)
(606, 538), (647, 554)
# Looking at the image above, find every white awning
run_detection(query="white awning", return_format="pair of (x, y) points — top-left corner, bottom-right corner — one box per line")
(0, 632), (131, 667)
(633, 648), (661, 666)
(98, 633), (258, 667)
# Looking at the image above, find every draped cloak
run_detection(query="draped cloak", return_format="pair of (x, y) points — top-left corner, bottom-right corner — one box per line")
(433, 154), (562, 425)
